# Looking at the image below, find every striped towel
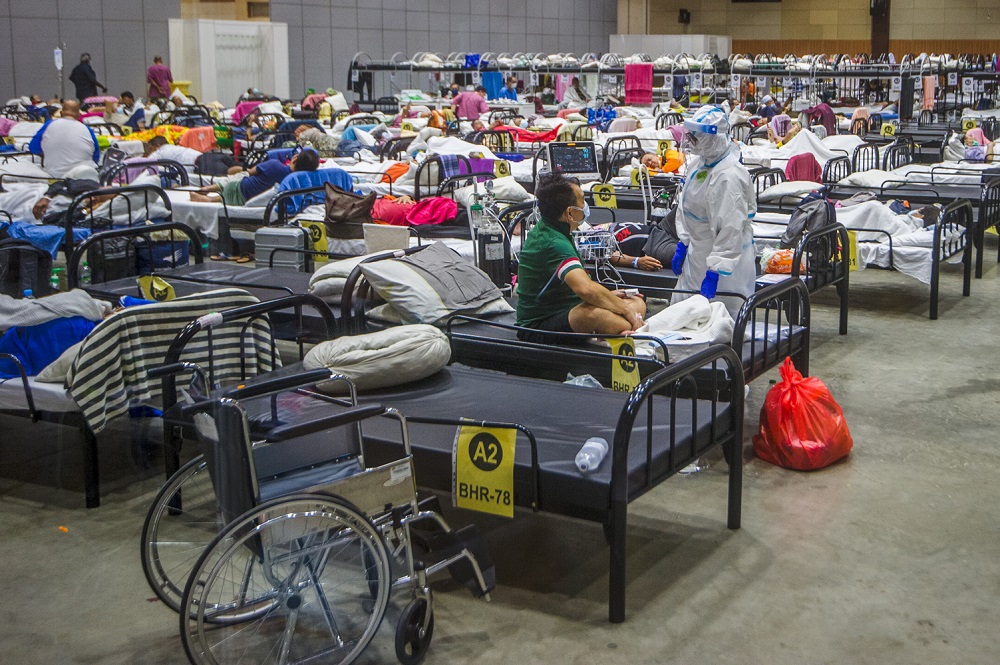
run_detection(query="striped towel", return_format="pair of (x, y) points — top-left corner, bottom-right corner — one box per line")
(66, 288), (279, 432)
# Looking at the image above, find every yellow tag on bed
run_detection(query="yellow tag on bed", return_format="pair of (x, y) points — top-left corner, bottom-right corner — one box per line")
(493, 160), (511, 177)
(630, 168), (644, 186)
(847, 230), (859, 271)
(138, 275), (175, 302)
(962, 119), (977, 131)
(986, 226), (999, 236)
(401, 121), (415, 132)
(609, 337), (640, 393)
(657, 139), (672, 156)
(453, 424), (515, 518)
(880, 123), (896, 137)
(300, 221), (328, 263)
(592, 183), (618, 208)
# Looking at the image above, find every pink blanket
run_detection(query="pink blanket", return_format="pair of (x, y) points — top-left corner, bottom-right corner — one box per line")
(233, 101), (264, 125)
(624, 63), (653, 105)
(785, 153), (822, 182)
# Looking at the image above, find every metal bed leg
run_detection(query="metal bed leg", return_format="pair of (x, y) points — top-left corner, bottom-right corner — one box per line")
(727, 380), (744, 530)
(608, 499), (628, 624)
(164, 425), (181, 483)
(82, 427), (100, 509)
(963, 244), (972, 297)
(929, 258), (940, 321)
(974, 220), (984, 279)
(837, 276), (849, 336)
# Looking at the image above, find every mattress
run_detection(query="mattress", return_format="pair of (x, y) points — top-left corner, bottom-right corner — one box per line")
(0, 376), (78, 413)
(83, 264), (338, 339)
(240, 366), (732, 521)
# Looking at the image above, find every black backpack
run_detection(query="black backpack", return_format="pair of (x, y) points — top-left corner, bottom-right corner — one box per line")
(780, 197), (836, 249)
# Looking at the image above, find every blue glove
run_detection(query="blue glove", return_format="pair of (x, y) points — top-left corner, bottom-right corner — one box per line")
(700, 271), (720, 299)
(671, 242), (687, 276)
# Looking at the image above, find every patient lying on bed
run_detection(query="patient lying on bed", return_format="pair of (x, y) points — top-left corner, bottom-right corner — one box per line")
(190, 149), (319, 205)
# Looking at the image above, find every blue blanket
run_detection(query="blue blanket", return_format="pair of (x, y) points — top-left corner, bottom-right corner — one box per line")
(277, 168), (355, 213)
(0, 316), (96, 379)
(1, 222), (91, 258)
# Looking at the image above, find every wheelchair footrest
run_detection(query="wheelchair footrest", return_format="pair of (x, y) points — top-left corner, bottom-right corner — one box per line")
(422, 524), (496, 597)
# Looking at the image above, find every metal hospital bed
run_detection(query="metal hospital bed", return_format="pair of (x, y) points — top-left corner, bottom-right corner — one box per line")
(153, 306), (747, 625)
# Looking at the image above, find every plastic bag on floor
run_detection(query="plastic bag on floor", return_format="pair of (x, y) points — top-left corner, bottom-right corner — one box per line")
(753, 358), (853, 470)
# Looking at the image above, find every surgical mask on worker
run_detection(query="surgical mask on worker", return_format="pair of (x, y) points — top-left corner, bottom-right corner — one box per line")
(572, 202), (591, 222)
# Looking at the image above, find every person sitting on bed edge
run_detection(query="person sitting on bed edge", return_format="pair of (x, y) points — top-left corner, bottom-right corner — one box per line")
(515, 172), (646, 345)
(190, 148), (320, 206)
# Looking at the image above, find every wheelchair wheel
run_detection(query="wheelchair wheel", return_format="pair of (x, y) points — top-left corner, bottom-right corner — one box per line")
(395, 597), (434, 665)
(181, 494), (392, 665)
(141, 455), (220, 613)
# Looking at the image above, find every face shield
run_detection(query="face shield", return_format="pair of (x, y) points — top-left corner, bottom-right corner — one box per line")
(681, 108), (732, 162)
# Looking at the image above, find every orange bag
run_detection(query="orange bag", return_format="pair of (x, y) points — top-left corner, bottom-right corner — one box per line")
(765, 249), (795, 274)
(753, 358), (853, 470)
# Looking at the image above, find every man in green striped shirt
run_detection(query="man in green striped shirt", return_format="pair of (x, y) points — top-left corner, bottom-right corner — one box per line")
(515, 173), (646, 344)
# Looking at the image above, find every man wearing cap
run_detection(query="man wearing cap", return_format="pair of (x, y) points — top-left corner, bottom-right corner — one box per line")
(758, 95), (778, 122)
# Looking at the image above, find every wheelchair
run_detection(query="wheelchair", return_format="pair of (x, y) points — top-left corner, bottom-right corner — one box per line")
(141, 364), (495, 665)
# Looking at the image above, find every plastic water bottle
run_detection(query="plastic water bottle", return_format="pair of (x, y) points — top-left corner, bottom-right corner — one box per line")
(576, 437), (609, 473)
(49, 269), (60, 293)
(23, 289), (34, 299)
(80, 262), (92, 285)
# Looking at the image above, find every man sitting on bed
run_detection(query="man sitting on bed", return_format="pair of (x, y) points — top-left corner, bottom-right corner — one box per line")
(190, 149), (319, 206)
(515, 173), (646, 344)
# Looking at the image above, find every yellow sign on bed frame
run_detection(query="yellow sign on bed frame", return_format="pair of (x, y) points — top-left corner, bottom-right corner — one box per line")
(846, 230), (859, 271)
(300, 221), (328, 263)
(609, 337), (640, 393)
(453, 424), (516, 518)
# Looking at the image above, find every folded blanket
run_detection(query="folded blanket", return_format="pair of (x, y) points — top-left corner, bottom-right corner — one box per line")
(0, 289), (108, 332)
(66, 288), (275, 432)
(633, 295), (735, 362)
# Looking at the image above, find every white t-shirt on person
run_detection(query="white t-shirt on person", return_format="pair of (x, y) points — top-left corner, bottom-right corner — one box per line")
(39, 119), (99, 178)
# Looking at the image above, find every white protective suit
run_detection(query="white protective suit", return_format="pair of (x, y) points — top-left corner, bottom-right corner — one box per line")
(673, 107), (757, 317)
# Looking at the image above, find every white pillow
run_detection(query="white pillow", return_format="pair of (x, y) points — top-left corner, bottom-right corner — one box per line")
(308, 253), (374, 302)
(452, 176), (531, 208)
(839, 169), (903, 189)
(303, 324), (451, 393)
(758, 181), (822, 202)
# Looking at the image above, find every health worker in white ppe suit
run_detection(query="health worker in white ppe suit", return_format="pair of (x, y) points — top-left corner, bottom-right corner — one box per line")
(671, 106), (757, 317)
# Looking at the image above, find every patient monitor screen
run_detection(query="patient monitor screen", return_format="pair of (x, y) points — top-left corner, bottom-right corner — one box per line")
(548, 142), (598, 174)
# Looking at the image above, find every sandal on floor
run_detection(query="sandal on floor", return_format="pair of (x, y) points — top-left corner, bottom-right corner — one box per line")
(235, 254), (253, 263)
(210, 253), (233, 261)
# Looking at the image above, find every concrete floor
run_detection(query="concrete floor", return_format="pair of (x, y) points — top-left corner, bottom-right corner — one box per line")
(1, 258), (999, 664)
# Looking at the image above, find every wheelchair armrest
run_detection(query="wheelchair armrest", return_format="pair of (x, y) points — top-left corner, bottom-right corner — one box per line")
(147, 363), (190, 379)
(222, 369), (340, 400)
(265, 404), (388, 442)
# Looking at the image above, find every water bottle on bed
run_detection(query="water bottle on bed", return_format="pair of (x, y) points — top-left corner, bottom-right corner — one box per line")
(80, 262), (92, 286)
(576, 437), (609, 473)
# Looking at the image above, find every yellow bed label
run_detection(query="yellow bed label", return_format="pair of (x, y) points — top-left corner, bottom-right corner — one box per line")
(609, 337), (640, 393)
(847, 230), (859, 271)
(300, 221), (328, 263)
(453, 424), (515, 518)
(657, 139), (673, 156)
(493, 160), (511, 177)
(962, 118), (977, 131)
(592, 183), (617, 208)
(880, 123), (896, 137)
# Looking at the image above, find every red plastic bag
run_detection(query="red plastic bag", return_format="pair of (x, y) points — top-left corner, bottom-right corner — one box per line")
(753, 358), (853, 470)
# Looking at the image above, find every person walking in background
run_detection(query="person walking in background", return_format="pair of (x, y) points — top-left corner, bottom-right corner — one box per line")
(69, 53), (106, 101)
(146, 56), (173, 100)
